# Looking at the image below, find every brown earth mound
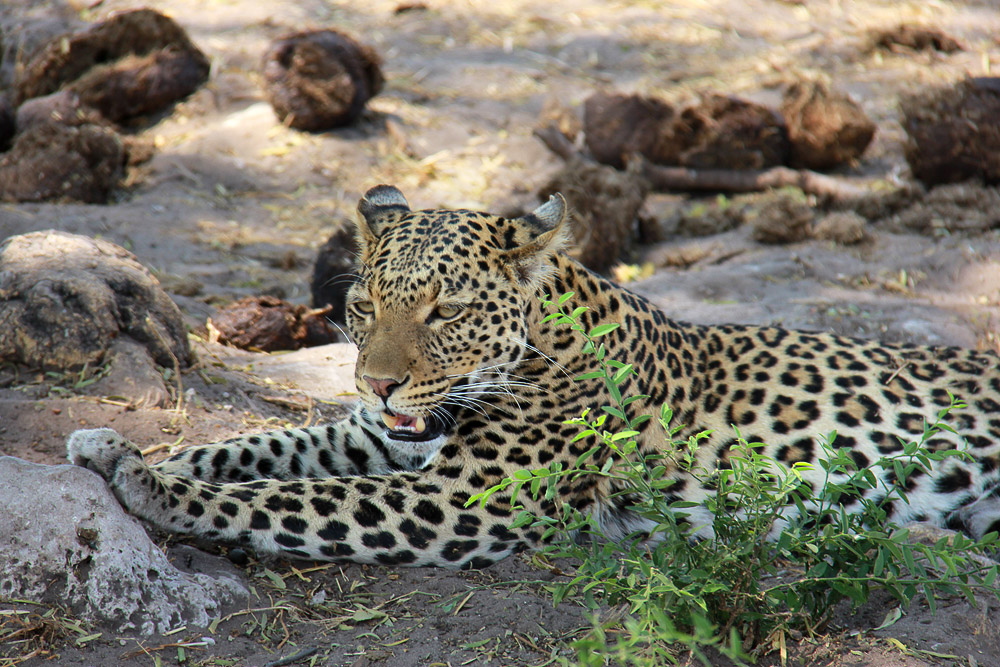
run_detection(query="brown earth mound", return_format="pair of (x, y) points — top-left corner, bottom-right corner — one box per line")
(67, 48), (212, 124)
(673, 94), (789, 170)
(751, 191), (815, 244)
(539, 160), (648, 272)
(262, 29), (384, 131)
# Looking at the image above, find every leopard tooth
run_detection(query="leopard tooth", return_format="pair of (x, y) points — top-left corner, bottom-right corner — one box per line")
(414, 416), (426, 433)
(381, 412), (399, 429)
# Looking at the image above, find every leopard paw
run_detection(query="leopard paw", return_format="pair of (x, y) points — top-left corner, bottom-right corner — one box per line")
(67, 428), (143, 482)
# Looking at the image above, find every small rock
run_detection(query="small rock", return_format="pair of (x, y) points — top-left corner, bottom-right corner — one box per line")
(0, 456), (247, 634)
(672, 196), (746, 238)
(159, 273), (205, 298)
(209, 295), (340, 352)
(780, 80), (875, 170)
(0, 230), (191, 372)
(812, 211), (867, 244)
(262, 29), (384, 131)
(901, 78), (1000, 186)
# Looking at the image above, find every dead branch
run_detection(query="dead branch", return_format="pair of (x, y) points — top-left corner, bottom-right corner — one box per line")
(533, 124), (869, 201)
(534, 124), (578, 162)
(635, 158), (869, 200)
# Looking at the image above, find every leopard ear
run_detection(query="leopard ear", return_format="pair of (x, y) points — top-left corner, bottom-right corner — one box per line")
(501, 194), (571, 286)
(356, 185), (411, 246)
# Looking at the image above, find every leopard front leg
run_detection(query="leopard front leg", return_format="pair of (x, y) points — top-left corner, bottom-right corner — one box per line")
(149, 407), (434, 483)
(67, 428), (533, 567)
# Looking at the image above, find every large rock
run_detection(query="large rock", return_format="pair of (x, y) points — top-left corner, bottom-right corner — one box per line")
(0, 230), (190, 369)
(0, 457), (247, 634)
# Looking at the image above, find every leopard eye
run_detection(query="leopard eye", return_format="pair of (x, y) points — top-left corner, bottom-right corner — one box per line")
(433, 304), (464, 321)
(350, 301), (375, 317)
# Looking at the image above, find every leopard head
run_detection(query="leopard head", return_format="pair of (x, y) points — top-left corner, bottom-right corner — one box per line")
(345, 184), (569, 443)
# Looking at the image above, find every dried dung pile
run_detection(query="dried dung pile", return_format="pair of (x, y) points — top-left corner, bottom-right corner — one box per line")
(901, 77), (1000, 186)
(209, 296), (341, 352)
(263, 29), (384, 131)
(0, 9), (209, 203)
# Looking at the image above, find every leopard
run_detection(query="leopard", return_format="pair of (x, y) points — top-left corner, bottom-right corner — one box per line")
(68, 184), (1000, 569)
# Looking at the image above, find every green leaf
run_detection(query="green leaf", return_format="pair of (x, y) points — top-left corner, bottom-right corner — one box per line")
(612, 364), (634, 385)
(621, 394), (650, 406)
(602, 406), (627, 421)
(588, 323), (620, 338)
(558, 291), (576, 305)
(262, 568), (286, 590)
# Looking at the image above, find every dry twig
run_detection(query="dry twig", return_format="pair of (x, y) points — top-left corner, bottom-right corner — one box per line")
(533, 124), (869, 201)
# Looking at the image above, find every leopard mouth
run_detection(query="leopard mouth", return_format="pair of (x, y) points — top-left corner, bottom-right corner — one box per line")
(380, 409), (447, 442)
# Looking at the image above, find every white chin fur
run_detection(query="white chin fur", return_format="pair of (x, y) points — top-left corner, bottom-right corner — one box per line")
(378, 430), (446, 468)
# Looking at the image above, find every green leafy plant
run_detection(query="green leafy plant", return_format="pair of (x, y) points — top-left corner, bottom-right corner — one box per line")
(469, 293), (1000, 666)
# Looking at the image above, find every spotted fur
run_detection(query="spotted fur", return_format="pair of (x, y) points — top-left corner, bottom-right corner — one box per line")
(67, 186), (1000, 568)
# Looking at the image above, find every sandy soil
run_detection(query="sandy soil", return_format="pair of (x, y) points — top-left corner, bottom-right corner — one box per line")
(2, 0), (1000, 665)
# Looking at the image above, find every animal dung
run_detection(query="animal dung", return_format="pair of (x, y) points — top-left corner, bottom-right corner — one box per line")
(584, 91), (790, 171)
(262, 29), (384, 131)
(209, 296), (341, 352)
(780, 80), (875, 171)
(14, 8), (210, 122)
(2, 8), (210, 202)
(901, 77), (1000, 186)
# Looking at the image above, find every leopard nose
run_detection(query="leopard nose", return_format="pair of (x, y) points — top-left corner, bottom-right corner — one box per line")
(363, 376), (401, 398)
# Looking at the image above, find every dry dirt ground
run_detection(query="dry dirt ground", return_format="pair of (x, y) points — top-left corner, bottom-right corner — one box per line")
(3, 0), (1000, 665)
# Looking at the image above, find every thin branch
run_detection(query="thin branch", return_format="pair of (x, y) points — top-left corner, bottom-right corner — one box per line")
(533, 123), (869, 201)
